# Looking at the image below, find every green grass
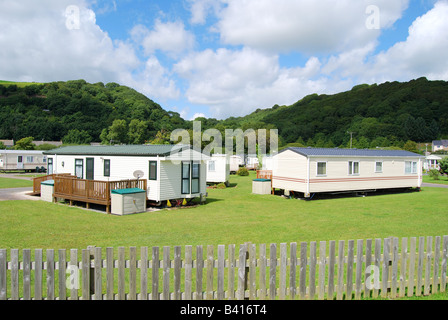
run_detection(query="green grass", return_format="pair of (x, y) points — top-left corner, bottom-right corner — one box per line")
(423, 174), (448, 185)
(0, 177), (33, 189)
(0, 172), (447, 250)
(0, 80), (43, 88)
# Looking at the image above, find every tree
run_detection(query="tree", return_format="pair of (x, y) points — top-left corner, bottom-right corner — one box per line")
(63, 129), (92, 145)
(439, 157), (448, 175)
(403, 140), (418, 153)
(128, 119), (148, 144)
(150, 130), (171, 145)
(107, 119), (128, 144)
(14, 136), (35, 150)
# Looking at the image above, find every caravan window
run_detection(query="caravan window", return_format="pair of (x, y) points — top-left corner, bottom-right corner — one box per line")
(348, 161), (360, 175)
(208, 160), (215, 172)
(75, 159), (84, 179)
(48, 158), (53, 174)
(104, 160), (110, 177)
(317, 162), (326, 176)
(192, 162), (200, 194)
(149, 161), (157, 180)
(405, 161), (418, 174)
(182, 162), (190, 194)
(375, 162), (383, 173)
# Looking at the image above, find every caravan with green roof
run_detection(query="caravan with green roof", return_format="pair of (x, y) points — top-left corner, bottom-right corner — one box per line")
(44, 144), (208, 204)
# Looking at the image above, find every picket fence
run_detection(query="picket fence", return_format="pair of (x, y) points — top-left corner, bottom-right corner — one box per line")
(1, 235), (447, 300)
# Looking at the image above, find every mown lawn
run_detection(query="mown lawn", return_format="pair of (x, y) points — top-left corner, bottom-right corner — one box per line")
(0, 172), (447, 250)
(0, 177), (33, 189)
(423, 174), (448, 185)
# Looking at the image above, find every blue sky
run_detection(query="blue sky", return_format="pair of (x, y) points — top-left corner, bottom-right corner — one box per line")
(0, 0), (447, 120)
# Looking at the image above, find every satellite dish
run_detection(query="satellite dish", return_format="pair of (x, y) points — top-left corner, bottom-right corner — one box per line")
(133, 170), (144, 180)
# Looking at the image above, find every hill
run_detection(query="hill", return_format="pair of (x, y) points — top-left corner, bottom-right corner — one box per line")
(216, 77), (448, 149)
(0, 80), (187, 144)
(0, 77), (447, 150)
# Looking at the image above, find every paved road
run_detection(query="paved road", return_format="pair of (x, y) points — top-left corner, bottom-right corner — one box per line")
(422, 183), (448, 189)
(0, 187), (40, 201)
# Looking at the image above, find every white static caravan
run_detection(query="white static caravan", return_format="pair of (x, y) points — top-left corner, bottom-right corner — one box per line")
(246, 155), (259, 170)
(0, 150), (46, 172)
(229, 155), (244, 173)
(272, 147), (424, 198)
(44, 144), (208, 203)
(206, 154), (230, 185)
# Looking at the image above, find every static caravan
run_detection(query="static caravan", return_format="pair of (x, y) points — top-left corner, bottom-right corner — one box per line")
(272, 147), (424, 198)
(206, 154), (230, 185)
(246, 154), (259, 170)
(0, 150), (46, 172)
(44, 144), (208, 203)
(229, 155), (244, 173)
(262, 155), (274, 171)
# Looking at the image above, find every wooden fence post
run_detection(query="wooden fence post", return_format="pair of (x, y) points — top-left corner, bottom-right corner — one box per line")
(87, 246), (96, 298)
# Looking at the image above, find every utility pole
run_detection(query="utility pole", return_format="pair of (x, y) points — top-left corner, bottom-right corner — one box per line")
(347, 131), (355, 149)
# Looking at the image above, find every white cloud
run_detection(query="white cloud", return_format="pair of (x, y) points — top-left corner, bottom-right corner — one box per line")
(216, 0), (409, 54)
(132, 20), (195, 57)
(0, 0), (138, 83)
(0, 0), (181, 103)
(191, 113), (206, 120)
(187, 0), (222, 25)
(174, 47), (353, 118)
(367, 0), (448, 82)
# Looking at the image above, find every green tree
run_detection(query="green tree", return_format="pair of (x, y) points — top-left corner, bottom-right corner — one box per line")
(439, 157), (448, 175)
(128, 119), (149, 144)
(403, 140), (418, 153)
(150, 130), (171, 145)
(63, 129), (92, 145)
(14, 136), (35, 150)
(107, 119), (128, 144)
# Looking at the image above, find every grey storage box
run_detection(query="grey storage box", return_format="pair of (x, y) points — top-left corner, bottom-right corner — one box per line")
(252, 178), (272, 195)
(111, 188), (147, 215)
(41, 179), (54, 202)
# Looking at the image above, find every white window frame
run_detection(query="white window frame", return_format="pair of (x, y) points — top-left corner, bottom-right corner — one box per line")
(375, 161), (383, 173)
(348, 161), (360, 176)
(405, 161), (418, 174)
(208, 160), (216, 172)
(26, 156), (34, 163)
(316, 161), (327, 176)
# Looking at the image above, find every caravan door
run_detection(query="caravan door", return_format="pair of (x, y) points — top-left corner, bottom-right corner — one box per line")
(17, 156), (24, 169)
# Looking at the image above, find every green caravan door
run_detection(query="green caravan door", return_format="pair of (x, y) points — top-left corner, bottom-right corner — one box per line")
(86, 158), (94, 180)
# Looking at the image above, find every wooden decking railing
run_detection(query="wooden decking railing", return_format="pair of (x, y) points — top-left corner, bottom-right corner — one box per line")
(32, 173), (75, 195)
(256, 170), (272, 180)
(33, 175), (147, 214)
(52, 176), (147, 213)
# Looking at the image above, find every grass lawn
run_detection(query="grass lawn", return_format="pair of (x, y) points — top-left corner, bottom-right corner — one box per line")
(0, 177), (33, 189)
(0, 172), (447, 250)
(423, 174), (448, 185)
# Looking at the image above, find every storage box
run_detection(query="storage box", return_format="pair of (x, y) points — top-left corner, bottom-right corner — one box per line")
(111, 188), (147, 215)
(252, 179), (272, 195)
(41, 179), (54, 202)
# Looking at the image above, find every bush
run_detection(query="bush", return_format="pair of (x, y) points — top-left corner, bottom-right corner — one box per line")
(216, 183), (227, 189)
(429, 169), (440, 180)
(237, 167), (249, 176)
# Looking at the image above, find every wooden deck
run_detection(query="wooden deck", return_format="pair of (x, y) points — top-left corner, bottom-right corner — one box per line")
(256, 170), (272, 180)
(34, 175), (147, 214)
(31, 173), (75, 195)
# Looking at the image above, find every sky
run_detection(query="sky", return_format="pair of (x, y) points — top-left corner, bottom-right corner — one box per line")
(0, 0), (447, 121)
